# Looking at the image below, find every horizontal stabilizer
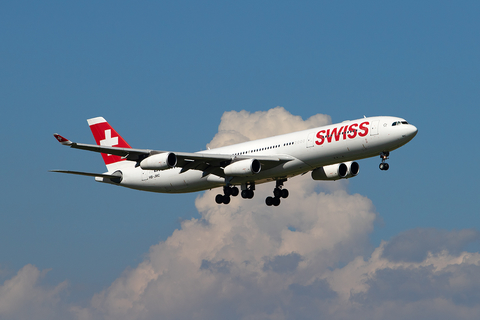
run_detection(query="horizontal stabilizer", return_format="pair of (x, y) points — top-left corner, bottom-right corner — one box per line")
(50, 170), (121, 180)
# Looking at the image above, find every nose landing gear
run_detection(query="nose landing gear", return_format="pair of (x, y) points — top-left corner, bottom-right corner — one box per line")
(266, 179), (289, 207)
(379, 152), (390, 171)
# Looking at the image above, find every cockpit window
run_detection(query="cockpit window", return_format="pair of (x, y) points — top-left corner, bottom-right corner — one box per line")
(392, 121), (409, 126)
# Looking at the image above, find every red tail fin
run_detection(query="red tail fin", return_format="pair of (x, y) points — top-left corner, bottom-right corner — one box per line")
(87, 117), (132, 167)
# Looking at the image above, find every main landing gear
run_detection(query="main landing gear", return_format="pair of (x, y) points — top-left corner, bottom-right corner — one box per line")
(215, 185), (239, 205)
(215, 180), (289, 206)
(215, 182), (255, 205)
(379, 151), (390, 171)
(241, 182), (255, 199)
(265, 179), (289, 207)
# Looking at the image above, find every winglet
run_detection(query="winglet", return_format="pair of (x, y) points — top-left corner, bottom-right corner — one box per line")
(53, 133), (73, 146)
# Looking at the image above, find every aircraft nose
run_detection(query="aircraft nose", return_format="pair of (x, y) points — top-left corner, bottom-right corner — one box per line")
(405, 124), (418, 139)
(410, 124), (418, 136)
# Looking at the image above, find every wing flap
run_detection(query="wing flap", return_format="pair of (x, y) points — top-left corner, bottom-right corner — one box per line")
(174, 152), (294, 166)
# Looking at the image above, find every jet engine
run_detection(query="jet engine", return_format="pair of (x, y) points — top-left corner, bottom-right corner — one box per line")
(224, 159), (261, 176)
(140, 152), (177, 170)
(311, 161), (359, 181)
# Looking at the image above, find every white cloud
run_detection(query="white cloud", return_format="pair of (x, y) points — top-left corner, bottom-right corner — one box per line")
(206, 107), (331, 149)
(0, 264), (68, 320)
(381, 228), (480, 262)
(78, 108), (480, 320)
(4, 108), (480, 319)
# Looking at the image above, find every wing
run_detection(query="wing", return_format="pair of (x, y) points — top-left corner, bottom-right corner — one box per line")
(53, 134), (293, 175)
(54, 134), (151, 161)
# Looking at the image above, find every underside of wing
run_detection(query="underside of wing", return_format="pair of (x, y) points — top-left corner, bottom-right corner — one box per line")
(174, 152), (294, 175)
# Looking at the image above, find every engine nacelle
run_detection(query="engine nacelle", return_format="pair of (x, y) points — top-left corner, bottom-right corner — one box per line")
(311, 161), (359, 181)
(140, 152), (177, 170)
(224, 159), (261, 176)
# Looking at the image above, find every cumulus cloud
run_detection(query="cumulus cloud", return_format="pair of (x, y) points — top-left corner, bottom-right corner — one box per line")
(263, 252), (303, 274)
(206, 107), (331, 149)
(77, 108), (480, 320)
(4, 107), (480, 319)
(74, 107), (376, 319)
(382, 228), (480, 262)
(0, 264), (68, 320)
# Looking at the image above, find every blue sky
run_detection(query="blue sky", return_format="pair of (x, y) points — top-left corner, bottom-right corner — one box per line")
(1, 1), (480, 319)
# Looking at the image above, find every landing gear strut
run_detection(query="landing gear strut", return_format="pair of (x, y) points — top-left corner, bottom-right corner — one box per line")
(241, 182), (255, 199)
(266, 179), (289, 207)
(379, 151), (390, 171)
(215, 185), (239, 205)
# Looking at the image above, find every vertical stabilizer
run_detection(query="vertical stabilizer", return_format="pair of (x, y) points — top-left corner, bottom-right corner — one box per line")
(87, 117), (133, 170)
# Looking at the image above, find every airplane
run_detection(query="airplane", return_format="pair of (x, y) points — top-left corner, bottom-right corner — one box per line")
(52, 115), (417, 206)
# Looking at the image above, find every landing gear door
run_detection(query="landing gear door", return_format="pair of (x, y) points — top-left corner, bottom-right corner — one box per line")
(370, 120), (379, 136)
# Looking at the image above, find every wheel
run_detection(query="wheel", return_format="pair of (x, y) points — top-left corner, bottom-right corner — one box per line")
(223, 195), (231, 204)
(379, 163), (385, 170)
(224, 187), (232, 196)
(273, 188), (282, 198)
(241, 190), (254, 199)
(281, 189), (289, 198)
(215, 194), (224, 204)
(383, 163), (389, 170)
(272, 197), (281, 206)
(231, 186), (239, 197)
(265, 196), (273, 206)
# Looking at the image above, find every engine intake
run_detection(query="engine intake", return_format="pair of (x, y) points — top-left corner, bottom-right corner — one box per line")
(140, 152), (177, 170)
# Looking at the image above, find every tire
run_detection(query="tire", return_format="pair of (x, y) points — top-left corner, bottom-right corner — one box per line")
(383, 163), (390, 170)
(231, 187), (239, 197)
(223, 196), (231, 205)
(215, 194), (224, 204)
(273, 197), (281, 206)
(281, 189), (289, 198)
(265, 196), (273, 206)
(273, 188), (282, 198)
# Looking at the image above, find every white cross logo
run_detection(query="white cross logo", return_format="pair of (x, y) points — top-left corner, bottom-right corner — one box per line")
(100, 129), (118, 156)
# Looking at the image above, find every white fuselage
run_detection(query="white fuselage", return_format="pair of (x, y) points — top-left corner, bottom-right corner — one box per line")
(104, 116), (417, 193)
